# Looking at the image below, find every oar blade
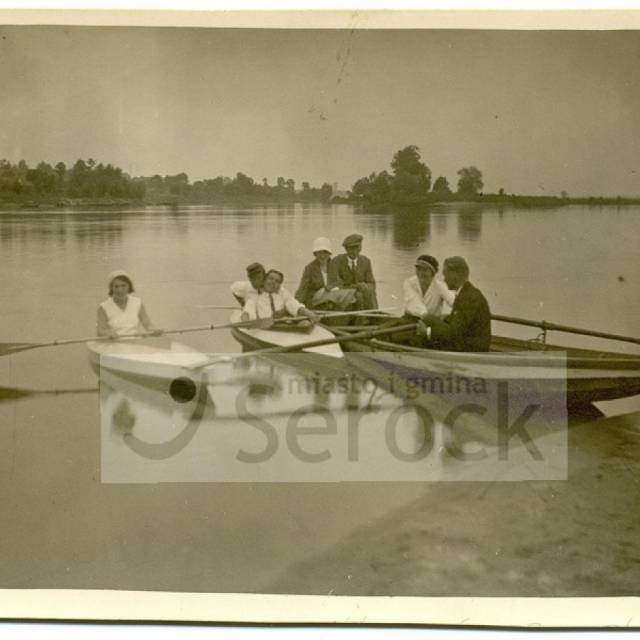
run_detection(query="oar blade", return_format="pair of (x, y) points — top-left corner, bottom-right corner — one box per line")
(0, 385), (98, 404)
(0, 342), (39, 357)
(0, 385), (32, 402)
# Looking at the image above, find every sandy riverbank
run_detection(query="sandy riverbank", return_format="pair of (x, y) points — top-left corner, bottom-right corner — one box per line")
(267, 410), (640, 596)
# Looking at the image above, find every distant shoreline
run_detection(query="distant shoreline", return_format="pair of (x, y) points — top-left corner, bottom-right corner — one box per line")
(1, 194), (639, 211)
(0, 197), (328, 210)
(347, 193), (640, 209)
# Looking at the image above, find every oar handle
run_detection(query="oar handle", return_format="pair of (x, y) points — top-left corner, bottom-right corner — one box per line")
(491, 314), (640, 346)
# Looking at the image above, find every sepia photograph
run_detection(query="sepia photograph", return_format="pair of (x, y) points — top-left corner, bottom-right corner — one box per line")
(0, 8), (639, 626)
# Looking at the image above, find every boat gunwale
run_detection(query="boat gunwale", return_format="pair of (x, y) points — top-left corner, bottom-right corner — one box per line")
(322, 326), (640, 371)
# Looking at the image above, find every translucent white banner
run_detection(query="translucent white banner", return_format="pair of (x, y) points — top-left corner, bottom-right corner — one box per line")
(99, 350), (568, 482)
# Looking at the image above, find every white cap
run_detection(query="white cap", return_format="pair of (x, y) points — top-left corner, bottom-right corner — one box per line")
(108, 269), (132, 283)
(312, 237), (332, 254)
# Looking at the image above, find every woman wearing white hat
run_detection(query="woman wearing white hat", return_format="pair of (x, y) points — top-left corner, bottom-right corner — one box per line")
(295, 238), (356, 311)
(97, 271), (163, 338)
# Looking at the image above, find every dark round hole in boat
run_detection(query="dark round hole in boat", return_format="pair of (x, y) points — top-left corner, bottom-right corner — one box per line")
(169, 377), (197, 403)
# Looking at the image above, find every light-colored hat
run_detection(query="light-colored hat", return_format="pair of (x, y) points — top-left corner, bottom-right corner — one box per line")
(108, 269), (132, 283)
(312, 237), (333, 254)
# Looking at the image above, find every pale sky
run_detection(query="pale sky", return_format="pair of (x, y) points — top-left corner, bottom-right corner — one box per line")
(1, 26), (639, 195)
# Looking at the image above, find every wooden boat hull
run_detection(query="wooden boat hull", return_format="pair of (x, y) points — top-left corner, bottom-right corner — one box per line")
(229, 311), (346, 375)
(324, 319), (640, 406)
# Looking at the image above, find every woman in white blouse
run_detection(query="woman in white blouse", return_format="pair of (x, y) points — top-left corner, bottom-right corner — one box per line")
(403, 255), (456, 319)
(97, 270), (162, 338)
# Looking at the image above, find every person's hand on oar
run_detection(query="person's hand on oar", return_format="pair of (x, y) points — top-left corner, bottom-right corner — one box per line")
(300, 308), (320, 324)
(256, 318), (275, 330)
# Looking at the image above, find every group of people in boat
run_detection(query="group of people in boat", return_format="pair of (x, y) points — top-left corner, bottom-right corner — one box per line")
(230, 233), (377, 322)
(228, 233), (492, 352)
(96, 232), (492, 353)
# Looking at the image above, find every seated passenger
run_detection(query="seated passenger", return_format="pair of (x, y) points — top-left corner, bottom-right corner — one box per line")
(97, 270), (163, 338)
(404, 254), (456, 319)
(230, 262), (266, 306)
(241, 269), (319, 323)
(416, 257), (491, 352)
(331, 233), (378, 310)
(295, 237), (357, 311)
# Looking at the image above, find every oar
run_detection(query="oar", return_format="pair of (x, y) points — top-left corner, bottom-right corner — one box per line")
(273, 306), (397, 326)
(317, 306), (396, 319)
(195, 305), (240, 310)
(0, 385), (98, 404)
(196, 305), (396, 317)
(189, 322), (417, 370)
(0, 318), (275, 357)
(491, 314), (640, 346)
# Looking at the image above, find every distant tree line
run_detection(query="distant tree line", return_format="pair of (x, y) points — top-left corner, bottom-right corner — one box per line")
(136, 172), (334, 204)
(350, 145), (640, 208)
(352, 145), (485, 205)
(0, 158), (144, 201)
(0, 159), (335, 205)
(4, 154), (636, 209)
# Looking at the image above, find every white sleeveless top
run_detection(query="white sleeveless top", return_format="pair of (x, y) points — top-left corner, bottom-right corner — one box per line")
(100, 295), (144, 336)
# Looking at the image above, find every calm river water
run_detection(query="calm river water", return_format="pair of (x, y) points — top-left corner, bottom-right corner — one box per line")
(0, 202), (638, 593)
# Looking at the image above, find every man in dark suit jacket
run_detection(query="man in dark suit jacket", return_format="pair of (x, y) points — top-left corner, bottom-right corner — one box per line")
(417, 256), (491, 352)
(331, 233), (378, 310)
(295, 237), (356, 310)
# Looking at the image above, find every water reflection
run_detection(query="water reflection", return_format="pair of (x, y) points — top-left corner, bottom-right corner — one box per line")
(433, 212), (448, 235)
(97, 351), (439, 483)
(456, 205), (483, 243)
(112, 398), (136, 434)
(232, 213), (256, 238)
(391, 208), (431, 251)
(164, 205), (190, 236)
(353, 208), (391, 236)
(96, 346), (565, 484)
(353, 207), (432, 251)
(0, 203), (484, 258)
(0, 211), (125, 248)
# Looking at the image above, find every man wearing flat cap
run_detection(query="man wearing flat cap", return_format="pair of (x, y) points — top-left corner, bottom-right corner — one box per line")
(416, 256), (491, 352)
(332, 233), (378, 310)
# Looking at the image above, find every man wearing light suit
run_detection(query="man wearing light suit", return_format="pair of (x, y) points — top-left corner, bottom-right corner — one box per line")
(331, 233), (378, 310)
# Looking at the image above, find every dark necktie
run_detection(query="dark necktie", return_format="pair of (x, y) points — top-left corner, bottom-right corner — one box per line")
(269, 293), (276, 316)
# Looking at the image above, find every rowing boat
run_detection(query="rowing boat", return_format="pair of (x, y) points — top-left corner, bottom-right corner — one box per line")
(322, 314), (640, 406)
(87, 336), (211, 402)
(229, 311), (344, 359)
(88, 336), (210, 379)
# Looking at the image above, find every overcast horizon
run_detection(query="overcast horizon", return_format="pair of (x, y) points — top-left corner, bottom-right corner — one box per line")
(1, 26), (639, 196)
